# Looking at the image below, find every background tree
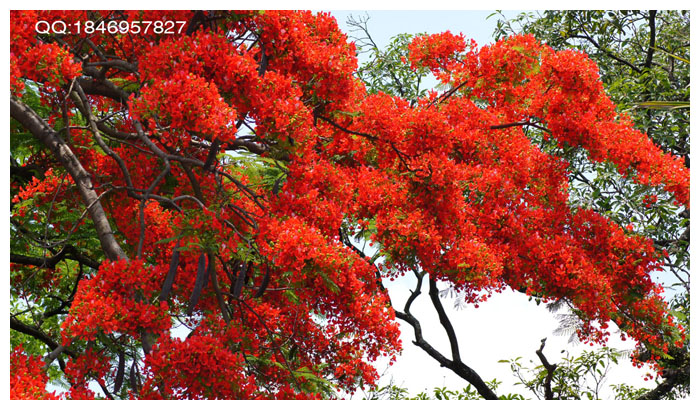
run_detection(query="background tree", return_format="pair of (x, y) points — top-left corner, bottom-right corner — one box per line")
(10, 10), (688, 400)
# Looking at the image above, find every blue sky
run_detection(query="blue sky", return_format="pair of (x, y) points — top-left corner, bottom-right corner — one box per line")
(330, 10), (522, 50)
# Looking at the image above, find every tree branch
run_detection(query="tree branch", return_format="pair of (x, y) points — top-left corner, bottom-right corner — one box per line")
(76, 72), (131, 104)
(337, 228), (497, 399)
(394, 273), (499, 400)
(10, 316), (76, 359)
(535, 338), (557, 400)
(10, 97), (127, 262)
(569, 34), (642, 73)
(394, 307), (499, 400)
(427, 278), (462, 363)
(490, 121), (552, 134)
(10, 245), (100, 270)
(643, 11), (657, 69)
(637, 366), (688, 399)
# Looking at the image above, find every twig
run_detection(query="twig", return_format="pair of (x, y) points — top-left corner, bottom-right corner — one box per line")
(535, 338), (557, 400)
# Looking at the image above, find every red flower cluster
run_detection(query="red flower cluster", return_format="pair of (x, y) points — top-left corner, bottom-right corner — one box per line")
(131, 71), (239, 146)
(10, 347), (60, 400)
(62, 259), (171, 342)
(12, 167), (72, 202)
(10, 11), (81, 94)
(63, 349), (112, 399)
(408, 31), (468, 73)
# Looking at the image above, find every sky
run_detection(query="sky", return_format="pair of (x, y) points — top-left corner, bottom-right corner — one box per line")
(331, 10), (517, 50)
(325, 9), (661, 399)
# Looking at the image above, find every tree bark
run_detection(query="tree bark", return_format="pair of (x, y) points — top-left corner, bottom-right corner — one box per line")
(10, 97), (127, 262)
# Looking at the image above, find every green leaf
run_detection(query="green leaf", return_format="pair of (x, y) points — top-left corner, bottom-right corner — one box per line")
(320, 272), (340, 294)
(671, 310), (687, 322)
(632, 101), (690, 110)
(650, 46), (689, 64)
(283, 289), (299, 304)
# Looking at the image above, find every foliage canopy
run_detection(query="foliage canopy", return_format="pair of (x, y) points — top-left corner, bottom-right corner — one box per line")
(10, 10), (688, 399)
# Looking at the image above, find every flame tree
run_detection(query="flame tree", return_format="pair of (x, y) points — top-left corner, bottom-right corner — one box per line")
(10, 10), (688, 399)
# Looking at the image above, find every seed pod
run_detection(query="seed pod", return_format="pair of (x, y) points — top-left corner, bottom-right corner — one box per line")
(254, 264), (270, 298)
(159, 244), (180, 302)
(129, 361), (139, 393)
(272, 177), (282, 195)
(187, 253), (208, 315)
(113, 350), (125, 394)
(202, 253), (211, 290)
(232, 262), (248, 299)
